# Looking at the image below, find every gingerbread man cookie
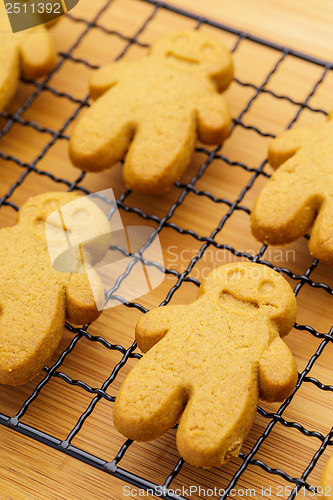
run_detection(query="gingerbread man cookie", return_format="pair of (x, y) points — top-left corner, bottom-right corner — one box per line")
(251, 113), (333, 266)
(69, 30), (234, 194)
(0, 192), (110, 385)
(113, 262), (298, 468)
(0, 8), (57, 112)
(318, 454), (333, 498)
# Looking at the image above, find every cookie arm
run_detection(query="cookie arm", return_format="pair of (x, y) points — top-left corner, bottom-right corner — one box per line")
(259, 337), (298, 402)
(136, 305), (183, 353)
(19, 26), (57, 80)
(90, 61), (132, 99)
(65, 268), (104, 325)
(196, 94), (232, 144)
(309, 199), (333, 266)
(268, 128), (309, 168)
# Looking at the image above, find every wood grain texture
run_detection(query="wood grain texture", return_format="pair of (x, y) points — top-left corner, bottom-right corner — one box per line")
(0, 0), (333, 498)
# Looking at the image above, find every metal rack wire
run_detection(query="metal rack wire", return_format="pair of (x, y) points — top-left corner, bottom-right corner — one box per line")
(0, 1), (333, 499)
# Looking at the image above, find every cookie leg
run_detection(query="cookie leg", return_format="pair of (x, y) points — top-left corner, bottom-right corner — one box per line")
(309, 199), (333, 266)
(123, 115), (196, 194)
(20, 26), (57, 80)
(69, 91), (135, 172)
(176, 370), (258, 468)
(0, 37), (19, 112)
(251, 158), (317, 245)
(113, 355), (186, 441)
(0, 290), (65, 385)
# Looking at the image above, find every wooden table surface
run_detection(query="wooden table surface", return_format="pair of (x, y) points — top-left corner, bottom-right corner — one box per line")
(1, 0), (333, 499)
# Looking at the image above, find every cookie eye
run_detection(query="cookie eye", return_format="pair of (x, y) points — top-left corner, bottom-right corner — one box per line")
(71, 208), (89, 222)
(259, 280), (275, 294)
(200, 43), (216, 54)
(173, 35), (187, 44)
(41, 199), (60, 212)
(227, 268), (246, 280)
(33, 217), (45, 229)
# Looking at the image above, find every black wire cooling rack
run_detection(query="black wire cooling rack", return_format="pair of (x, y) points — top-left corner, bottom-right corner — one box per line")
(1, 1), (333, 499)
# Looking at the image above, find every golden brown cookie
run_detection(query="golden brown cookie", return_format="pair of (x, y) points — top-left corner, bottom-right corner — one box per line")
(113, 262), (298, 468)
(251, 113), (333, 266)
(69, 30), (233, 194)
(318, 454), (333, 499)
(0, 7), (57, 112)
(0, 191), (110, 386)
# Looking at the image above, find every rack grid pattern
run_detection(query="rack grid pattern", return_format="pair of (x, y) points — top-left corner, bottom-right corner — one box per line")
(0, 1), (333, 499)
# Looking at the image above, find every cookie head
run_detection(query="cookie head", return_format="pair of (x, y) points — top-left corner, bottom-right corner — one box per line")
(17, 192), (78, 236)
(199, 262), (297, 336)
(150, 30), (233, 89)
(18, 192), (111, 272)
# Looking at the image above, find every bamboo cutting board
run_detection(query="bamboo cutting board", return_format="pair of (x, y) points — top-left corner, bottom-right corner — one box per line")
(1, 0), (333, 499)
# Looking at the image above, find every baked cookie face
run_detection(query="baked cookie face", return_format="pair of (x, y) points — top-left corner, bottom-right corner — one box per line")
(0, 192), (110, 386)
(0, 8), (57, 112)
(69, 30), (234, 194)
(150, 30), (234, 90)
(113, 262), (298, 468)
(251, 113), (333, 266)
